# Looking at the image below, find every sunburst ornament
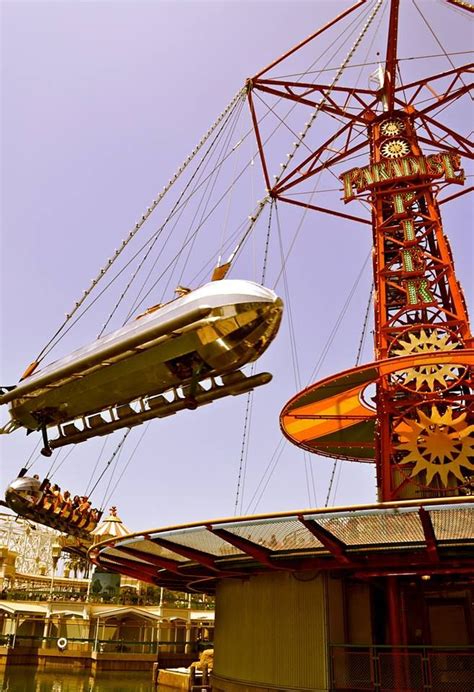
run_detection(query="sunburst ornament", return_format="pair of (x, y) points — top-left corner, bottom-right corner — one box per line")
(390, 328), (464, 391)
(380, 138), (410, 158)
(380, 119), (405, 136)
(395, 406), (474, 486)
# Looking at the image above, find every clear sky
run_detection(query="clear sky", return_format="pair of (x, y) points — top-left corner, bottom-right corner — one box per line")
(1, 0), (472, 533)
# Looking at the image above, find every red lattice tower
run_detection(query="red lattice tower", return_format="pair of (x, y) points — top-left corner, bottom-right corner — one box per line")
(249, 0), (474, 502)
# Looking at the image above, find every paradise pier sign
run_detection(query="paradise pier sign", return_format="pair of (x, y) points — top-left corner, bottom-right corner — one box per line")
(341, 152), (464, 202)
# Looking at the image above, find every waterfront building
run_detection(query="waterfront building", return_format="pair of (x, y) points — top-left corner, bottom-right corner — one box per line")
(0, 511), (214, 673)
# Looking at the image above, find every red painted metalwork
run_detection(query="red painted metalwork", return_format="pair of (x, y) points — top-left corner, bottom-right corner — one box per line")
(251, 0), (368, 80)
(249, 65), (473, 200)
(297, 515), (353, 565)
(417, 508), (439, 563)
(89, 10), (473, 652)
(90, 498), (474, 593)
(206, 525), (281, 569)
(254, 3), (473, 503)
(113, 544), (191, 574)
(383, 0), (400, 113)
(149, 536), (224, 572)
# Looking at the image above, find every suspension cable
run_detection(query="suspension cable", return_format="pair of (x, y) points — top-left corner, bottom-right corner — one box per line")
(36, 102), (248, 348)
(87, 429), (131, 503)
(245, 251), (371, 514)
(324, 283), (373, 507)
(101, 424), (150, 510)
(33, 87), (246, 363)
(234, 201), (275, 515)
(412, 0), (474, 101)
(127, 4), (371, 303)
(174, 98), (246, 289)
(23, 439), (42, 471)
(48, 445), (77, 481)
(85, 437), (110, 496)
(226, 0), (384, 275)
(244, 438), (286, 515)
(269, 0), (384, 192)
(275, 204), (317, 506)
(98, 95), (245, 335)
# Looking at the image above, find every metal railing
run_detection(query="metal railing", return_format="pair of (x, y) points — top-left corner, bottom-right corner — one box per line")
(1, 588), (213, 608)
(8, 635), (212, 655)
(330, 644), (474, 691)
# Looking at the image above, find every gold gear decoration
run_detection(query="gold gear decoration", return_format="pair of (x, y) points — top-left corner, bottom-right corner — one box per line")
(380, 138), (410, 159)
(380, 119), (405, 136)
(390, 328), (463, 391)
(395, 406), (474, 486)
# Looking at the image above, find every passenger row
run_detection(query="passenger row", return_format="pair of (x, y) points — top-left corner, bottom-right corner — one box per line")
(34, 476), (101, 530)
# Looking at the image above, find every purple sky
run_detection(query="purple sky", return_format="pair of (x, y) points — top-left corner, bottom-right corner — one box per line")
(1, 1), (472, 532)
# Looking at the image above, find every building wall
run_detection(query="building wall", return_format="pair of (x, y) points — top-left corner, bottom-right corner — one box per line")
(213, 572), (328, 691)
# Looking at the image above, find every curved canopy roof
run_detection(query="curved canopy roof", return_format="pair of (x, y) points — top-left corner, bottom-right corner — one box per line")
(280, 350), (474, 461)
(90, 498), (474, 594)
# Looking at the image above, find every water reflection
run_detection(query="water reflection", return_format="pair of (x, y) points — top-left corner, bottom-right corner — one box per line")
(0, 666), (155, 691)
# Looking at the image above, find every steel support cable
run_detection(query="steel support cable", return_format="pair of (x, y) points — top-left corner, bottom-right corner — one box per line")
(234, 382), (255, 516)
(250, 0), (375, 153)
(311, 2), (385, 209)
(46, 101), (248, 343)
(135, 165), (273, 309)
(244, 438), (286, 516)
(275, 205), (317, 507)
(33, 87), (246, 363)
(129, 98), (289, 308)
(85, 436), (110, 496)
(99, 439), (127, 511)
(325, 284), (373, 507)
(245, 252), (371, 514)
(136, 5), (369, 297)
(190, 222), (247, 287)
(269, 0), (384, 196)
(86, 428), (131, 504)
(307, 252), (371, 384)
(44, 447), (64, 479)
(206, 3), (378, 275)
(412, 0), (474, 101)
(396, 62), (410, 108)
(271, 51), (474, 80)
(101, 424), (150, 510)
(243, 202), (316, 515)
(36, 0), (374, 357)
(174, 98), (246, 289)
(24, 440), (42, 471)
(234, 202), (275, 515)
(244, 3), (382, 291)
(99, 96), (246, 335)
(47, 445), (77, 481)
(240, 2), (373, 212)
(131, 97), (246, 315)
(217, 98), (250, 278)
(42, 444), (80, 485)
(241, 147), (372, 512)
(274, 208), (302, 392)
(271, 170), (324, 291)
(219, 114), (248, 265)
(355, 1), (387, 90)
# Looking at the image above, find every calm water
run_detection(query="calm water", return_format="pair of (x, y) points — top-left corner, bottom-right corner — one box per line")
(0, 666), (155, 692)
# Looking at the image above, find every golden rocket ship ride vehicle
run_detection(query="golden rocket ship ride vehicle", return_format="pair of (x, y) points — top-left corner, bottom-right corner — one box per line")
(0, 280), (283, 452)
